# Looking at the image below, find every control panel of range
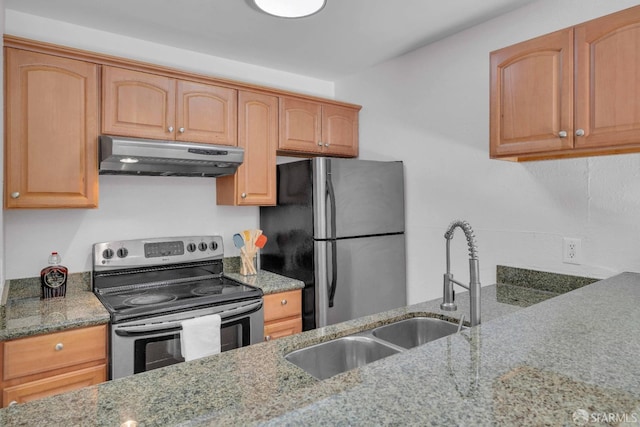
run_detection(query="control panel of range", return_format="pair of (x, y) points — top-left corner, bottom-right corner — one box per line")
(93, 235), (224, 270)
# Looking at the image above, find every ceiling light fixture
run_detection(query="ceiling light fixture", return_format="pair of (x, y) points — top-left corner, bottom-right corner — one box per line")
(252, 0), (326, 18)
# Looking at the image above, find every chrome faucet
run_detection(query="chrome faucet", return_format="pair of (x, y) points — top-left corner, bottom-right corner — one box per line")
(440, 220), (481, 326)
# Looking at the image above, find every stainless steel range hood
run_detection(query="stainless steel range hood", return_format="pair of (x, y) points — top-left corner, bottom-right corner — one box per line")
(99, 135), (244, 177)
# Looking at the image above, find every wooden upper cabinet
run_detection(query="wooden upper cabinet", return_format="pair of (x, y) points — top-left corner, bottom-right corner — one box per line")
(279, 97), (323, 154)
(490, 28), (574, 157)
(217, 91), (278, 206)
(279, 97), (359, 157)
(176, 80), (237, 145)
(574, 6), (640, 150)
(4, 48), (99, 208)
(491, 5), (640, 161)
(102, 66), (237, 145)
(322, 104), (359, 157)
(102, 67), (175, 140)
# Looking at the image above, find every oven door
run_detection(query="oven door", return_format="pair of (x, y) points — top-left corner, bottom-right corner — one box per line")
(110, 299), (263, 380)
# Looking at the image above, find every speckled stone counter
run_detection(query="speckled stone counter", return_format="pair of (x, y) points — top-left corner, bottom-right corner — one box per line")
(1, 274), (639, 426)
(496, 265), (599, 307)
(0, 265), (301, 342)
(0, 273), (109, 341)
(226, 270), (304, 295)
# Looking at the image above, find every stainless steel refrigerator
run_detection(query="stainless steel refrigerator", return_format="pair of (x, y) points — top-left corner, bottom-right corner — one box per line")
(260, 157), (406, 330)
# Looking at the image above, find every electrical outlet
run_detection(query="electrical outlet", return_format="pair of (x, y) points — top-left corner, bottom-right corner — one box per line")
(563, 237), (582, 264)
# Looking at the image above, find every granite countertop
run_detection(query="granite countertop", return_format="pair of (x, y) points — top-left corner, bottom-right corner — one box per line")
(226, 270), (305, 295)
(0, 268), (303, 342)
(6, 272), (637, 426)
(0, 273), (110, 341)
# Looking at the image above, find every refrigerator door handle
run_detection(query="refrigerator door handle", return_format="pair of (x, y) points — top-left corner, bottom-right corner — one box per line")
(328, 240), (338, 307)
(326, 166), (338, 307)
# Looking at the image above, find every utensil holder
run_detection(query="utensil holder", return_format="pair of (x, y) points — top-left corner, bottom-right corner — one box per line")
(240, 250), (257, 276)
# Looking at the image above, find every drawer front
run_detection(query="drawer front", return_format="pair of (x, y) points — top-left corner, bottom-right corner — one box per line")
(3, 325), (107, 381)
(263, 290), (302, 323)
(3, 364), (106, 407)
(264, 317), (302, 341)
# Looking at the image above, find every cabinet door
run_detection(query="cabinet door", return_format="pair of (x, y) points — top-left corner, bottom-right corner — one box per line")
(263, 290), (302, 323)
(264, 318), (302, 341)
(2, 365), (106, 406)
(322, 105), (359, 157)
(575, 6), (640, 150)
(102, 66), (176, 140)
(490, 28), (574, 158)
(3, 325), (107, 381)
(5, 49), (99, 208)
(279, 97), (322, 154)
(176, 81), (237, 145)
(217, 91), (277, 206)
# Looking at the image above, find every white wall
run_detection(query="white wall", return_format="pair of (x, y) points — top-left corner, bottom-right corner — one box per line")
(2, 11), (334, 280)
(335, 0), (640, 304)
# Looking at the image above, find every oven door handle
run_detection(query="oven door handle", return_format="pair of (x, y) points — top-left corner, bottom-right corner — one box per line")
(114, 300), (263, 336)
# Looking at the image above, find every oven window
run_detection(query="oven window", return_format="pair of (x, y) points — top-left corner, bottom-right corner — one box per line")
(133, 318), (250, 374)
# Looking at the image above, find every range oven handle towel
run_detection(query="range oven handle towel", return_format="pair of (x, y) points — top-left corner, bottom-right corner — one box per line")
(114, 300), (262, 336)
(180, 314), (221, 361)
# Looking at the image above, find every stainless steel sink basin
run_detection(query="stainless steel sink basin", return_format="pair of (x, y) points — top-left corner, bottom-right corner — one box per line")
(372, 317), (460, 349)
(284, 336), (401, 380)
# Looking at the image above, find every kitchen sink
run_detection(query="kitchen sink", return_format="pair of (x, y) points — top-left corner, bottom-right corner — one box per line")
(372, 317), (461, 349)
(285, 316), (463, 380)
(284, 336), (401, 380)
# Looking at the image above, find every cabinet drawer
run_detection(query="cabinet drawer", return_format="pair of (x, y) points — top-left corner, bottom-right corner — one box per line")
(3, 325), (107, 381)
(3, 364), (106, 406)
(264, 317), (302, 341)
(263, 290), (302, 323)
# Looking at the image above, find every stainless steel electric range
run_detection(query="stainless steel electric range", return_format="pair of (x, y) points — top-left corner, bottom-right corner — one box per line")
(92, 235), (264, 380)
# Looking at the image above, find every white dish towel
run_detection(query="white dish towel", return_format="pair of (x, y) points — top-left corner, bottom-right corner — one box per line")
(180, 314), (221, 362)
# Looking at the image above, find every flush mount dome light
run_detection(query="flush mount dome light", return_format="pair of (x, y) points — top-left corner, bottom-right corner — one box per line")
(252, 0), (326, 18)
(119, 157), (139, 164)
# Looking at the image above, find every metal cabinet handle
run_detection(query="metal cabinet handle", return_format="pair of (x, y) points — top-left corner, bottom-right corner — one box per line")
(168, 126), (174, 133)
(264, 335), (271, 341)
(281, 299), (287, 306)
(10, 192), (20, 199)
(241, 193), (247, 199)
(324, 143), (330, 147)
(55, 343), (64, 351)
(8, 400), (17, 406)
(558, 131), (567, 138)
(575, 129), (585, 137)
(317, 141), (323, 146)
(179, 127), (185, 133)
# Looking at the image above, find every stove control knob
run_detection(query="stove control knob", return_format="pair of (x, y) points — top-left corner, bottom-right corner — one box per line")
(102, 248), (115, 260)
(198, 242), (208, 252)
(210, 241), (218, 251)
(187, 243), (197, 252)
(117, 248), (129, 258)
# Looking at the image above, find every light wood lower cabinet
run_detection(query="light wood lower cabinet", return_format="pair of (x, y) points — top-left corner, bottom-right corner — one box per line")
(263, 290), (302, 341)
(0, 325), (108, 407)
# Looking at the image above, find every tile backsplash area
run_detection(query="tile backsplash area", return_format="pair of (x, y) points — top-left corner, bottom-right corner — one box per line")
(496, 266), (599, 307)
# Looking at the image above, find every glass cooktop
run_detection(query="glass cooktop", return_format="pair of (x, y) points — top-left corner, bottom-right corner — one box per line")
(95, 275), (262, 322)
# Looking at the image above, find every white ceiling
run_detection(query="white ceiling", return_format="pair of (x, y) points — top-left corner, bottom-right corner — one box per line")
(5, 0), (536, 81)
